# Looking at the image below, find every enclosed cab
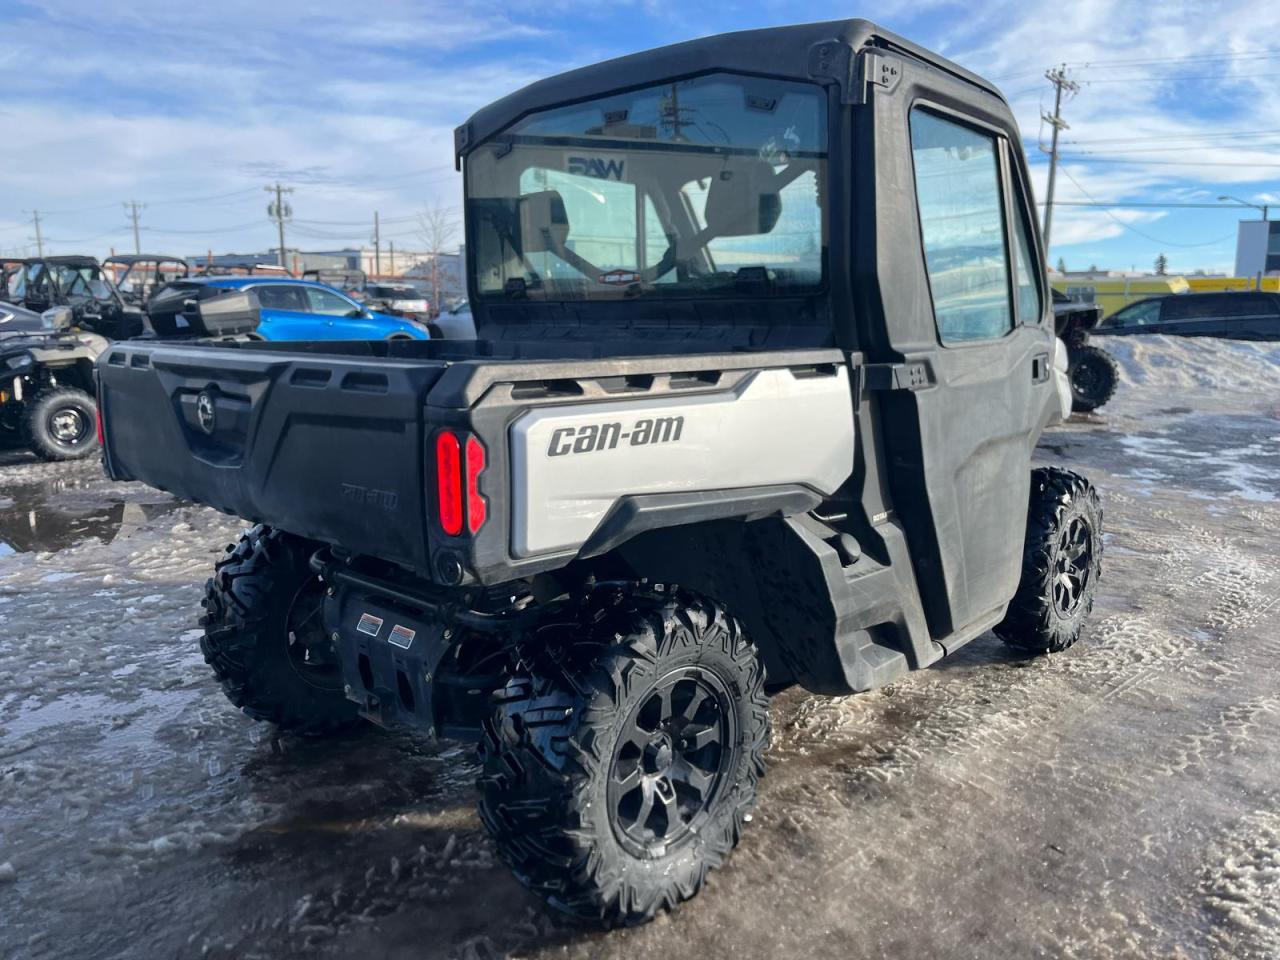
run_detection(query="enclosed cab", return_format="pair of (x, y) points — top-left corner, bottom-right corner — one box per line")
(98, 19), (1101, 927)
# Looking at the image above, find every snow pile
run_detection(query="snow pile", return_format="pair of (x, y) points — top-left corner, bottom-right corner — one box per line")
(1100, 334), (1280, 395)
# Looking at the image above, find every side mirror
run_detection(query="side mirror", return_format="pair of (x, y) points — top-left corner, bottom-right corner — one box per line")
(703, 158), (782, 237)
(41, 306), (73, 332)
(346, 307), (365, 318)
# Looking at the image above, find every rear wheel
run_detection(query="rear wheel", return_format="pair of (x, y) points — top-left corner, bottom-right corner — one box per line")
(996, 467), (1102, 654)
(200, 525), (361, 735)
(479, 590), (769, 926)
(22, 387), (99, 461)
(1068, 344), (1119, 412)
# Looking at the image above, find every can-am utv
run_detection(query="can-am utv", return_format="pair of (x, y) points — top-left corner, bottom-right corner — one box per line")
(99, 19), (1103, 926)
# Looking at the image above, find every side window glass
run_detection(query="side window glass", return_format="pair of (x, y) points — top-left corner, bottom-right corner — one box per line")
(1010, 186), (1043, 325)
(304, 287), (356, 315)
(1117, 300), (1160, 325)
(255, 285), (306, 311)
(910, 109), (1013, 343)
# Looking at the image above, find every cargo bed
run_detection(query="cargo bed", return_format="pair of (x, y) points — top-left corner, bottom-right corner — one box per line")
(98, 338), (850, 583)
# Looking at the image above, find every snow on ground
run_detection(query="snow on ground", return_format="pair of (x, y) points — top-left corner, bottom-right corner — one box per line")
(0, 335), (1277, 959)
(1101, 333), (1280, 398)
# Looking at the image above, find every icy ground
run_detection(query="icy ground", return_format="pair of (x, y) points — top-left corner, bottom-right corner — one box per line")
(1, 335), (1279, 959)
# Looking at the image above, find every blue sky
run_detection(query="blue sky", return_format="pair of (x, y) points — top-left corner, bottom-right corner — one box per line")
(1, 0), (1277, 274)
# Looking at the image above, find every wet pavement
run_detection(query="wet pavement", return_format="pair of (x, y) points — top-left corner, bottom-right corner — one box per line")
(1, 336), (1278, 960)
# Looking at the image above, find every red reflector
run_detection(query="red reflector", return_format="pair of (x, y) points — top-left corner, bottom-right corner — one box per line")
(436, 430), (463, 536)
(465, 436), (487, 533)
(95, 405), (104, 445)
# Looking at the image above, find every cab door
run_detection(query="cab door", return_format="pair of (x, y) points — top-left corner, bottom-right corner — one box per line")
(861, 66), (1059, 642)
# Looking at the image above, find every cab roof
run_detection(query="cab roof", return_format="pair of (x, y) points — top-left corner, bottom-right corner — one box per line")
(104, 254), (188, 265)
(455, 18), (1002, 162)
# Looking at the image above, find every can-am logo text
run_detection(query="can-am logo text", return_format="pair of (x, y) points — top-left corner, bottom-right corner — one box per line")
(547, 417), (684, 457)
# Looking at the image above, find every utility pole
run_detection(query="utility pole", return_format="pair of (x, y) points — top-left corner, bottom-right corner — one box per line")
(372, 212), (381, 276)
(389, 239), (395, 276)
(1040, 65), (1078, 253)
(124, 200), (145, 255)
(265, 183), (294, 271)
(27, 209), (44, 257)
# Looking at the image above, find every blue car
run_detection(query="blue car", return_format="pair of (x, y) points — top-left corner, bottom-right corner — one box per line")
(146, 276), (429, 341)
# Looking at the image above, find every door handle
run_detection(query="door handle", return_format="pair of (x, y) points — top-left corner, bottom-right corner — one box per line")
(1031, 353), (1051, 383)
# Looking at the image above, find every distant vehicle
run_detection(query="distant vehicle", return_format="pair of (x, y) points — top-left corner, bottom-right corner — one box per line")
(195, 262), (290, 277)
(1098, 291), (1280, 341)
(103, 254), (189, 306)
(0, 302), (106, 460)
(1052, 289), (1118, 412)
(6, 256), (143, 340)
(145, 277), (429, 341)
(433, 299), (476, 339)
(301, 268), (367, 298)
(363, 281), (431, 319)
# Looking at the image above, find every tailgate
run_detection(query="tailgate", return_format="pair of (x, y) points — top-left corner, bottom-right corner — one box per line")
(98, 342), (448, 572)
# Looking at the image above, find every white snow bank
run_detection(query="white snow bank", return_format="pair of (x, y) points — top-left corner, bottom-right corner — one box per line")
(1100, 334), (1280, 394)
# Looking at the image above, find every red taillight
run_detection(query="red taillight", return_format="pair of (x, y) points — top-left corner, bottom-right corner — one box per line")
(96, 408), (104, 445)
(465, 436), (487, 533)
(435, 430), (463, 536)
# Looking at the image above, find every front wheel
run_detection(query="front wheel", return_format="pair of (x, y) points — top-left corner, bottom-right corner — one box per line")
(996, 467), (1103, 653)
(200, 525), (361, 735)
(22, 387), (99, 461)
(479, 591), (770, 926)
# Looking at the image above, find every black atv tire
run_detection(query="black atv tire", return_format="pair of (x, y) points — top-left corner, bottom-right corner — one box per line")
(1068, 344), (1119, 412)
(479, 591), (770, 926)
(22, 387), (99, 461)
(200, 525), (361, 735)
(995, 467), (1102, 654)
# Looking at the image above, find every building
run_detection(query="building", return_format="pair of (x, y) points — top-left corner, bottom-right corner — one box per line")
(1233, 218), (1280, 279)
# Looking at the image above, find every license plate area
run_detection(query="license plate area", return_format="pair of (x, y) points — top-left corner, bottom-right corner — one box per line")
(325, 593), (451, 732)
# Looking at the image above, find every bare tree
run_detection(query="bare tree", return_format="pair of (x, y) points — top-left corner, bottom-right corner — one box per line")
(417, 203), (460, 315)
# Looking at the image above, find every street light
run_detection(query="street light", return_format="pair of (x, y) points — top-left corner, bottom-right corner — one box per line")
(1218, 195), (1270, 220)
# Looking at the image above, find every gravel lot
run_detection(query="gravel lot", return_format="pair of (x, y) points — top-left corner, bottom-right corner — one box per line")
(1, 335), (1278, 960)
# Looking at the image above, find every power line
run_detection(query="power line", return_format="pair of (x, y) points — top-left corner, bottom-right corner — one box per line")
(1036, 200), (1253, 209)
(1082, 71), (1280, 85)
(1066, 50), (1280, 68)
(1057, 167), (1239, 248)
(142, 220), (270, 235)
(1053, 155), (1280, 168)
(1065, 128), (1280, 145)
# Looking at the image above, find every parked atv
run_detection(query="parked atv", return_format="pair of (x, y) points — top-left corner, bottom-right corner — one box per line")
(7, 256), (144, 341)
(1053, 289), (1119, 412)
(103, 254), (189, 307)
(0, 302), (105, 461)
(99, 20), (1103, 927)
